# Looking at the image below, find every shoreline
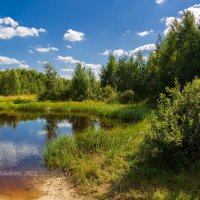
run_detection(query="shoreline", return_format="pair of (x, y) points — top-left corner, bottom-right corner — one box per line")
(0, 170), (82, 200)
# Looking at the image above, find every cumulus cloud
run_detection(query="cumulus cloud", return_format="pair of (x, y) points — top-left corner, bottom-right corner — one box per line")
(57, 55), (101, 70)
(64, 29), (85, 42)
(156, 0), (166, 5)
(19, 64), (30, 69)
(179, 4), (200, 22)
(100, 44), (156, 57)
(163, 17), (181, 35)
(113, 49), (125, 57)
(0, 55), (29, 69)
(137, 30), (153, 37)
(128, 44), (156, 55)
(0, 56), (21, 65)
(162, 4), (200, 36)
(34, 46), (59, 53)
(0, 17), (46, 39)
(57, 55), (102, 79)
(0, 17), (18, 27)
(56, 56), (82, 65)
(100, 49), (112, 56)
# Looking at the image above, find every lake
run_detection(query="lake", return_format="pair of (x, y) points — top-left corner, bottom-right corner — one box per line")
(0, 111), (119, 199)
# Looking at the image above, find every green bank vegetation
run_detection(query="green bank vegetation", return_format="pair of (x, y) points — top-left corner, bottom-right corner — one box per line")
(0, 99), (152, 121)
(44, 78), (200, 199)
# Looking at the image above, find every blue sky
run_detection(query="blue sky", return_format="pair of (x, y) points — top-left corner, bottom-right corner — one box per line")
(0, 0), (199, 78)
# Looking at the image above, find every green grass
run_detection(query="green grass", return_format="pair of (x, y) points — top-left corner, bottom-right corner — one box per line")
(44, 120), (150, 195)
(0, 98), (153, 121)
(44, 120), (200, 199)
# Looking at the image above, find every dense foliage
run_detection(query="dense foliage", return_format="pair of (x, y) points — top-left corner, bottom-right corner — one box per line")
(39, 63), (68, 100)
(0, 69), (46, 95)
(143, 78), (200, 169)
(100, 11), (200, 100)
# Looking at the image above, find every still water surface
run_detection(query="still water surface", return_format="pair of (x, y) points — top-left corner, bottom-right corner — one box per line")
(0, 111), (118, 199)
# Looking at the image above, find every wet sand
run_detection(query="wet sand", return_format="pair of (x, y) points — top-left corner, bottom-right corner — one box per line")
(0, 171), (81, 200)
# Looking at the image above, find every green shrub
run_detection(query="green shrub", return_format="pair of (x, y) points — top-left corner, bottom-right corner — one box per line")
(143, 78), (200, 169)
(118, 90), (140, 104)
(99, 86), (118, 103)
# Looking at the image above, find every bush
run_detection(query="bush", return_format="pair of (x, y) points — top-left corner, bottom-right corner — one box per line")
(142, 78), (200, 169)
(99, 86), (118, 103)
(118, 90), (140, 104)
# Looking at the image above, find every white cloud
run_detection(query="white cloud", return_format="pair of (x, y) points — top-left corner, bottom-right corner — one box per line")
(162, 4), (200, 36)
(0, 56), (21, 65)
(37, 60), (48, 65)
(64, 29), (85, 42)
(56, 56), (82, 65)
(100, 49), (112, 56)
(101, 44), (156, 57)
(0, 17), (46, 39)
(163, 17), (181, 35)
(128, 44), (156, 55)
(57, 56), (102, 79)
(35, 46), (59, 53)
(0, 17), (18, 27)
(179, 4), (200, 22)
(66, 45), (72, 49)
(84, 63), (102, 70)
(0, 55), (30, 69)
(60, 68), (74, 72)
(137, 30), (153, 37)
(113, 49), (125, 57)
(57, 56), (101, 70)
(19, 64), (30, 69)
(156, 0), (166, 5)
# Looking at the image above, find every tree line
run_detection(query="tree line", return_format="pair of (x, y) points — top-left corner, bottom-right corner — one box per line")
(0, 11), (199, 104)
(0, 69), (46, 95)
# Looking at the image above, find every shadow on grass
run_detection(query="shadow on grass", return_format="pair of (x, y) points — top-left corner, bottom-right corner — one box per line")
(101, 156), (200, 200)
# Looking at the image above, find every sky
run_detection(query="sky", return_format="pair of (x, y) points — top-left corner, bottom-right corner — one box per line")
(0, 0), (199, 79)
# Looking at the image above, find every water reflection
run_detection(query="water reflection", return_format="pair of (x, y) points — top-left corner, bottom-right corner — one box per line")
(0, 111), (123, 200)
(0, 111), (118, 170)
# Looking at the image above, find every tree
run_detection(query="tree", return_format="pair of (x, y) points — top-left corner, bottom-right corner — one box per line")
(100, 54), (117, 88)
(39, 63), (64, 100)
(71, 64), (91, 101)
(7, 70), (20, 95)
(150, 11), (200, 96)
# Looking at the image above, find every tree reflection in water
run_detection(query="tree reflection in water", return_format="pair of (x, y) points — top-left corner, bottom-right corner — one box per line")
(0, 111), (119, 139)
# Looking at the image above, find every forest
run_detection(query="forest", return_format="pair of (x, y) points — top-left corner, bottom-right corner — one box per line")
(1, 12), (199, 103)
